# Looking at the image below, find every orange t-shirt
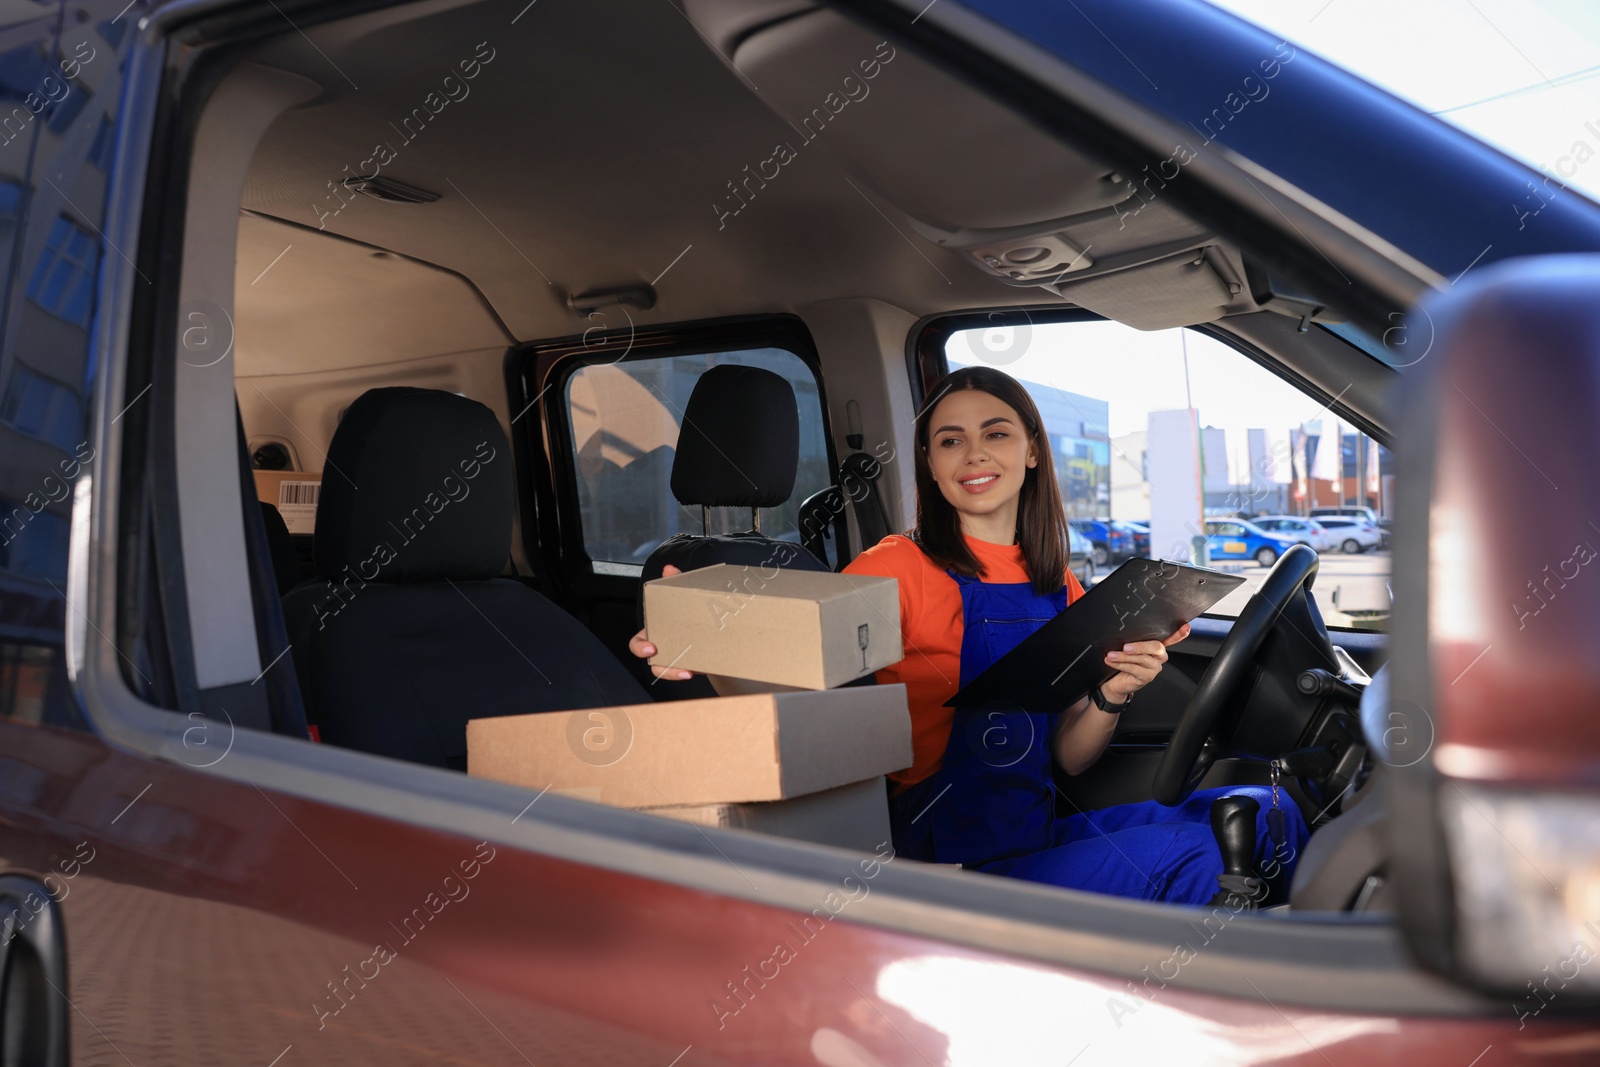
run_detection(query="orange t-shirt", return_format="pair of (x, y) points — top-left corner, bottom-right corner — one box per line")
(843, 533), (1084, 789)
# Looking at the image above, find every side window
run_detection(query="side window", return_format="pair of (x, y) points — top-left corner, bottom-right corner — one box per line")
(563, 347), (831, 572)
(0, 4), (131, 727)
(1, 361), (83, 449)
(26, 215), (101, 328)
(946, 319), (1390, 628)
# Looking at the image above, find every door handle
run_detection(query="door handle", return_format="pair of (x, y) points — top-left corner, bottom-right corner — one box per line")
(0, 875), (70, 1067)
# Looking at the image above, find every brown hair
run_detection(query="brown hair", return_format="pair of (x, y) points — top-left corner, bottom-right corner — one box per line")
(911, 365), (1069, 596)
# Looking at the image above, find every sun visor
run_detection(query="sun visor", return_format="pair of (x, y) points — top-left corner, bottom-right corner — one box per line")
(732, 9), (1125, 231)
(1054, 250), (1238, 331)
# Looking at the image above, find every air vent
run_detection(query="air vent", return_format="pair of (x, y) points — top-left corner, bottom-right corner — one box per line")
(340, 175), (441, 204)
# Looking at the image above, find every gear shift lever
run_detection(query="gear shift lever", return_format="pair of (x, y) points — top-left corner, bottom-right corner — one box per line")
(1207, 795), (1265, 909)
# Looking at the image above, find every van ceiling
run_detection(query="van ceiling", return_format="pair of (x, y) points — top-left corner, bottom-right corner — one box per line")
(236, 212), (514, 375)
(235, 0), (1254, 375)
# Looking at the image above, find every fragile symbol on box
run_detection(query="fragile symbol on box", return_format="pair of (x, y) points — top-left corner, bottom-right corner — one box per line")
(858, 623), (869, 671)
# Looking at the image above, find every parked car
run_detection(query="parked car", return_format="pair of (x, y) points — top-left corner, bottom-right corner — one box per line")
(1318, 516), (1385, 554)
(1069, 523), (1095, 586)
(4, 0), (1597, 1061)
(1311, 506), (1390, 547)
(1310, 505), (1381, 525)
(1204, 519), (1299, 567)
(1110, 519), (1150, 558)
(1252, 515), (1335, 552)
(1069, 518), (1134, 566)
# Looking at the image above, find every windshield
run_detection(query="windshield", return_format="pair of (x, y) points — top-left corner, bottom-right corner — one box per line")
(1208, 1), (1600, 207)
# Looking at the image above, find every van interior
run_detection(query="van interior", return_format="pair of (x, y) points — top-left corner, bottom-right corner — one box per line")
(150, 0), (1398, 918)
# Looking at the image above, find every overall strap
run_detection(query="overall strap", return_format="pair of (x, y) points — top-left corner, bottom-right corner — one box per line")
(928, 566), (1063, 867)
(946, 568), (1069, 684)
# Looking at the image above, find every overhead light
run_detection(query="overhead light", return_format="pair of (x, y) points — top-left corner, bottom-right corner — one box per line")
(968, 233), (1093, 282)
(1005, 246), (1052, 265)
(340, 175), (441, 204)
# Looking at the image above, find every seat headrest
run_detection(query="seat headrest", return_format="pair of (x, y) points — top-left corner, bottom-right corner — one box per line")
(670, 365), (799, 508)
(314, 387), (511, 583)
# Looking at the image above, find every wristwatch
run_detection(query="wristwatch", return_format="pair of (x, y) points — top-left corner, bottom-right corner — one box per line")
(1091, 685), (1131, 713)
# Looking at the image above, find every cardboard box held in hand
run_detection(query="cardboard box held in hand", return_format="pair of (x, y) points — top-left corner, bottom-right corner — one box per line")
(643, 563), (902, 690)
(467, 686), (912, 808)
(468, 687), (912, 849)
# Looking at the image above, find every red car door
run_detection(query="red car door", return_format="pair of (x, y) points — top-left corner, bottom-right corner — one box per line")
(3, 0), (1597, 1064)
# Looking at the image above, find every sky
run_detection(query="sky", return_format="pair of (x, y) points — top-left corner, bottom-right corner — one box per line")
(947, 320), (1336, 440)
(1207, 0), (1600, 204)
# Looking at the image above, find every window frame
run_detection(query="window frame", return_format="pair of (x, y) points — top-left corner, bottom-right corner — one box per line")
(58, 0), (1492, 1019)
(506, 314), (839, 589)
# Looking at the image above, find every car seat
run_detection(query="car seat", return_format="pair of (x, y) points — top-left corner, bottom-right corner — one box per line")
(639, 364), (828, 608)
(281, 387), (648, 770)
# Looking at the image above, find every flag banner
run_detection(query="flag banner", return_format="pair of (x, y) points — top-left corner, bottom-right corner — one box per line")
(1366, 436), (1381, 495)
(1311, 417), (1342, 488)
(1293, 427), (1308, 502)
(1264, 426), (1292, 484)
(1226, 429), (1252, 489)
(1200, 427), (1230, 493)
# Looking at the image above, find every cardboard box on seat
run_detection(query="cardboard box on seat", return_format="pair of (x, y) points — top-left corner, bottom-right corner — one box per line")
(466, 685), (912, 809)
(252, 470), (322, 534)
(643, 563), (902, 690)
(637, 777), (892, 852)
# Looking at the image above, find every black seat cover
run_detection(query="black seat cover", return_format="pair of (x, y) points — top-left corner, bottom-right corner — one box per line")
(670, 364), (799, 509)
(259, 502), (300, 596)
(641, 365), (827, 613)
(282, 387), (647, 769)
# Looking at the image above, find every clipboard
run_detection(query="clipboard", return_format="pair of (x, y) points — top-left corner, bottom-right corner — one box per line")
(945, 558), (1246, 710)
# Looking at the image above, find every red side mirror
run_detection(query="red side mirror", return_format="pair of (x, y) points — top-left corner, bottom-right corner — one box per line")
(1389, 255), (1600, 1001)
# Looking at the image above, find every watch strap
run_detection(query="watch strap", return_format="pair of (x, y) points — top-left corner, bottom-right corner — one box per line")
(1092, 685), (1130, 713)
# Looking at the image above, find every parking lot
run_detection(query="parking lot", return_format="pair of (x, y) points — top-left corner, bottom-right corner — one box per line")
(1206, 548), (1392, 625)
(1091, 548), (1392, 629)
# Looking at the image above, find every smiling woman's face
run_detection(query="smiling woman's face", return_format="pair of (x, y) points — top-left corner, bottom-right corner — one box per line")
(924, 388), (1038, 537)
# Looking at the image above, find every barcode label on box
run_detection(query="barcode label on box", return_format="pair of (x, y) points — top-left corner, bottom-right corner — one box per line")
(277, 480), (320, 535)
(278, 481), (320, 507)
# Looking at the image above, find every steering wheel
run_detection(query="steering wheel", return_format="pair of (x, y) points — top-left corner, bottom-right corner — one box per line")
(1151, 544), (1322, 805)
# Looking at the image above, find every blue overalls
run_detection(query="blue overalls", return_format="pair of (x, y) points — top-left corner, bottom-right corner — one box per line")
(888, 571), (1308, 905)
